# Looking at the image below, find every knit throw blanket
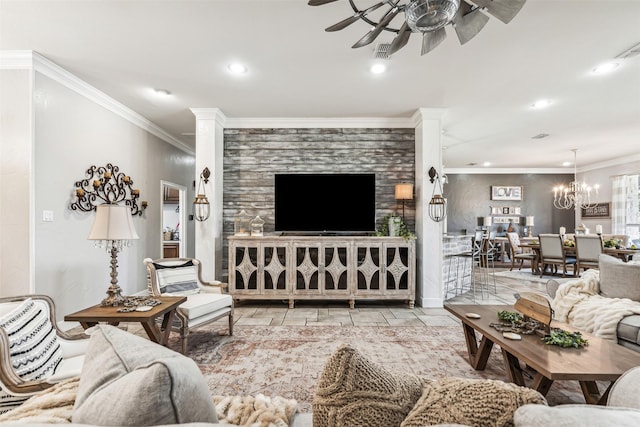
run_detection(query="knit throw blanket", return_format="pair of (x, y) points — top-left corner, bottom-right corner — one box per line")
(0, 378), (298, 426)
(552, 269), (640, 341)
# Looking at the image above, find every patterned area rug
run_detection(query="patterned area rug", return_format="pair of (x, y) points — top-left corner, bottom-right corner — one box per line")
(172, 324), (591, 413)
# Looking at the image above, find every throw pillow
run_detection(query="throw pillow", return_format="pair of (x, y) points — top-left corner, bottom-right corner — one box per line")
(401, 378), (547, 427)
(598, 254), (640, 300)
(153, 260), (200, 295)
(513, 404), (640, 427)
(0, 298), (62, 414)
(312, 343), (423, 427)
(72, 324), (217, 426)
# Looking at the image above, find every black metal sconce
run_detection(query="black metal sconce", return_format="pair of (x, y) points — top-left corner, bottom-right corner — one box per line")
(71, 164), (146, 216)
(193, 167), (211, 222)
(428, 166), (446, 223)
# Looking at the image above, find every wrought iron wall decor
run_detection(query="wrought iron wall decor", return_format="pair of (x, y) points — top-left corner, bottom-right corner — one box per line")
(71, 164), (147, 216)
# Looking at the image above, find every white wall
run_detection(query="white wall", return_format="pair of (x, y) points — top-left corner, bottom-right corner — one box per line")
(579, 159), (640, 234)
(0, 69), (32, 296)
(0, 57), (196, 321)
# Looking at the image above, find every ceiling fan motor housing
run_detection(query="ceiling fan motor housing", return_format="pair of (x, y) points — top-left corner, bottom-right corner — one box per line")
(405, 0), (461, 32)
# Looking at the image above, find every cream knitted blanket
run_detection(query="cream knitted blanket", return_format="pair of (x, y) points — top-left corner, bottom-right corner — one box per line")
(552, 269), (640, 341)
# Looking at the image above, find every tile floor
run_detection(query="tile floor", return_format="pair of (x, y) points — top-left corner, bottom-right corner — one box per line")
(232, 267), (551, 327)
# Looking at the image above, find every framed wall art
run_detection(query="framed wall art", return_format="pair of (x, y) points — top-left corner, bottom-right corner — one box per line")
(580, 202), (610, 219)
(491, 186), (523, 201)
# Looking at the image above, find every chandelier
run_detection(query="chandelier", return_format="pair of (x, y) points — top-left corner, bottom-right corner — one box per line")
(553, 149), (600, 211)
(308, 0), (527, 55)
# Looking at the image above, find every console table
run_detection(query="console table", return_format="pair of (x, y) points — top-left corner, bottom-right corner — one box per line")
(228, 236), (415, 308)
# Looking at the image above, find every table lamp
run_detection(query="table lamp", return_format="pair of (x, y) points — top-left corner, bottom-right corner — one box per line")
(526, 216), (535, 237)
(88, 204), (139, 306)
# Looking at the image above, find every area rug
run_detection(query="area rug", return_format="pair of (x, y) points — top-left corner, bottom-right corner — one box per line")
(173, 324), (593, 413)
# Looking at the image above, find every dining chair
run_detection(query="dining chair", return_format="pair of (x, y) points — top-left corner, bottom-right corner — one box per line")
(575, 234), (604, 273)
(538, 234), (577, 278)
(144, 258), (234, 354)
(0, 295), (89, 413)
(506, 232), (537, 272)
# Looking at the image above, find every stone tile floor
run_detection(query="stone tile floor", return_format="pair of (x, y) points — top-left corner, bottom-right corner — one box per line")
(232, 267), (551, 327)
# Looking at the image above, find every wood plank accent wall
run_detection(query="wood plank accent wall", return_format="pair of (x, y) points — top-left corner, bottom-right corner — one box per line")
(222, 128), (416, 278)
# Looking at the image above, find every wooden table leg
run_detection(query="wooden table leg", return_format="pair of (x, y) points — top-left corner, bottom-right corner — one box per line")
(502, 349), (526, 386)
(462, 324), (494, 370)
(579, 381), (613, 405)
(531, 372), (554, 396)
(141, 309), (177, 346)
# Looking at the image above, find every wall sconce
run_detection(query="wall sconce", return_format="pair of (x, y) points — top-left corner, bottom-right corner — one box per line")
(428, 166), (446, 223)
(394, 182), (414, 222)
(71, 164), (146, 216)
(193, 167), (210, 222)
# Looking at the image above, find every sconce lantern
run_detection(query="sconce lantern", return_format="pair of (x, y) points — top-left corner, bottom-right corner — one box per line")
(428, 166), (447, 223)
(193, 167), (211, 222)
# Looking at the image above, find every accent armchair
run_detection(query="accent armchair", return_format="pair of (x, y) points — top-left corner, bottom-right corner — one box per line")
(144, 258), (234, 354)
(0, 295), (88, 413)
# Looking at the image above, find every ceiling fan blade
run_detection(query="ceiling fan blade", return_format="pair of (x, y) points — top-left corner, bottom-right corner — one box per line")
(470, 0), (527, 24)
(421, 28), (447, 55)
(325, 2), (385, 32)
(308, 0), (339, 6)
(453, 4), (489, 45)
(352, 7), (400, 49)
(389, 22), (412, 55)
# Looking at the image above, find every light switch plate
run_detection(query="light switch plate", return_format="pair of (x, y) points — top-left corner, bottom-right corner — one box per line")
(42, 210), (54, 222)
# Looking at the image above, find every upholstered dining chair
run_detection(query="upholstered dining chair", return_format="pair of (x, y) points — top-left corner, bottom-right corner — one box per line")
(538, 234), (577, 278)
(575, 234), (604, 273)
(0, 295), (89, 413)
(144, 258), (233, 354)
(506, 232), (537, 272)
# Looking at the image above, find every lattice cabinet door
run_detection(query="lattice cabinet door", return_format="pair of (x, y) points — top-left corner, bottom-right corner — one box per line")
(230, 242), (259, 294)
(291, 243), (321, 295)
(383, 244), (411, 293)
(260, 243), (289, 294)
(354, 242), (383, 294)
(321, 243), (350, 296)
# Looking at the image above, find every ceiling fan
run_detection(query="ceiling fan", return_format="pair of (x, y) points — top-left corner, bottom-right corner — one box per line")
(308, 0), (527, 55)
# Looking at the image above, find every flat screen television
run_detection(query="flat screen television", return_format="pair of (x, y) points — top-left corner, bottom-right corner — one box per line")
(275, 173), (376, 234)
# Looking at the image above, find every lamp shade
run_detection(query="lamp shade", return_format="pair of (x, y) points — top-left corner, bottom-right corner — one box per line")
(88, 204), (139, 241)
(483, 216), (492, 227)
(395, 183), (414, 200)
(526, 216), (535, 226)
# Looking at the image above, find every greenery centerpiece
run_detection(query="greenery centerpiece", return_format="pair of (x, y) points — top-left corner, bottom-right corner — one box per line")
(376, 214), (415, 240)
(493, 310), (588, 348)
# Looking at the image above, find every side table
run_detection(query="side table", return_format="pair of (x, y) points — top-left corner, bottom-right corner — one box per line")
(64, 296), (186, 346)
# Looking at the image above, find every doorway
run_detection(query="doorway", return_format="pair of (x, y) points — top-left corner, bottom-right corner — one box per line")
(160, 181), (187, 258)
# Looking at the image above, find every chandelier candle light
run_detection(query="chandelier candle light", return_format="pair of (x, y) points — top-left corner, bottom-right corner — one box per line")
(88, 204), (139, 306)
(553, 149), (599, 210)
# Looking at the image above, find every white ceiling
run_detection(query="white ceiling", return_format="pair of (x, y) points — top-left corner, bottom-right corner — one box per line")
(1, 0), (640, 170)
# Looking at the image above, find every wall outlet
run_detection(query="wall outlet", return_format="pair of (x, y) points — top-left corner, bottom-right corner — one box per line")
(42, 210), (54, 222)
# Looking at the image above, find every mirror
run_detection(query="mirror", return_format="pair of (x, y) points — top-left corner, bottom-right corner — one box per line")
(160, 181), (187, 258)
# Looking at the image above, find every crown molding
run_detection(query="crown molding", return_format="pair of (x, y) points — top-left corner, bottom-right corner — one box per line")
(444, 168), (574, 175)
(579, 153), (640, 172)
(222, 117), (416, 128)
(0, 50), (193, 155)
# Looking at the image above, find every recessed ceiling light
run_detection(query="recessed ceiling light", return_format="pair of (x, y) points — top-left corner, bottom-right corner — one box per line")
(228, 63), (248, 74)
(153, 88), (171, 97)
(591, 61), (620, 75)
(370, 63), (386, 74)
(562, 161), (571, 167)
(531, 99), (552, 109)
(483, 161), (491, 167)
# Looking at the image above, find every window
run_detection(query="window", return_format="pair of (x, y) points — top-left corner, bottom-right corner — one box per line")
(615, 175), (640, 245)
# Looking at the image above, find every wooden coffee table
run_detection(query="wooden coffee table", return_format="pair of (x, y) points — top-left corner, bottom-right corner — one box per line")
(65, 296), (186, 346)
(445, 303), (640, 405)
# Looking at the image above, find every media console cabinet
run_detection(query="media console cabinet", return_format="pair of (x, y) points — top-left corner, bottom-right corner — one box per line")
(228, 235), (416, 308)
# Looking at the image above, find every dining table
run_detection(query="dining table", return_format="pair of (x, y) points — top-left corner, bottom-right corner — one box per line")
(517, 242), (639, 276)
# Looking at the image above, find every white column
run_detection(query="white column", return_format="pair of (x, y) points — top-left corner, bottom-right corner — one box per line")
(413, 108), (446, 307)
(190, 108), (226, 281)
